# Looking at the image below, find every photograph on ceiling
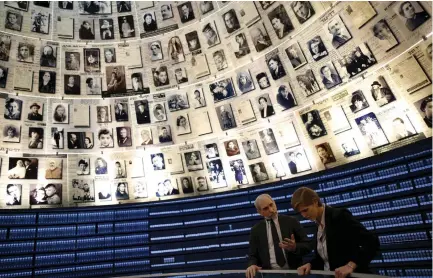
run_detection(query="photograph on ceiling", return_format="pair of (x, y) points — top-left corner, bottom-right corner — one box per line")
(276, 84), (297, 111)
(98, 128), (114, 148)
(307, 36), (328, 61)
(0, 66), (8, 88)
(223, 9), (240, 34)
(285, 42), (307, 70)
(349, 90), (369, 113)
(199, 1), (214, 15)
(316, 142), (337, 165)
(230, 159), (248, 185)
(65, 51), (80, 71)
(79, 1), (112, 14)
(202, 21), (220, 48)
(95, 157), (108, 175)
(40, 44), (57, 67)
(64, 75), (81, 95)
(268, 4), (293, 39)
(28, 127), (44, 149)
(224, 139), (241, 157)
(205, 143), (219, 159)
(249, 162), (269, 183)
(31, 10), (50, 34)
(178, 1), (195, 23)
(105, 66), (127, 95)
(338, 43), (376, 78)
(216, 104), (237, 131)
(207, 159), (227, 188)
(370, 76), (396, 107)
(84, 48), (100, 72)
(256, 72), (270, 90)
(195, 176), (209, 192)
(323, 106), (351, 135)
(232, 33), (251, 58)
(138, 127), (153, 146)
(284, 147), (312, 174)
(5, 1), (28, 11)
(71, 179), (95, 203)
(103, 48), (116, 63)
(175, 114), (192, 135)
(85, 76), (102, 95)
(301, 110), (327, 139)
(160, 3), (174, 20)
(17, 42), (34, 63)
(389, 115), (417, 141)
(156, 178), (179, 197)
(2, 124), (20, 143)
(270, 159), (286, 179)
(134, 181), (147, 199)
(128, 158), (144, 179)
(30, 184), (62, 205)
(341, 138), (361, 158)
(237, 70), (255, 94)
(295, 69), (321, 97)
(98, 184), (111, 201)
(114, 161), (127, 179)
(168, 36), (185, 63)
(131, 72), (145, 93)
(8, 157), (38, 179)
(179, 176), (194, 194)
(67, 132), (94, 149)
(151, 153), (165, 170)
(319, 62), (342, 90)
(118, 15), (135, 38)
(355, 112), (389, 149)
(209, 78), (236, 102)
(371, 19), (399, 52)
(167, 92), (189, 112)
(50, 128), (64, 149)
(291, 1), (315, 24)
(142, 11), (158, 33)
(149, 41), (163, 61)
(0, 34), (11, 61)
(184, 151), (204, 171)
(259, 1), (274, 10)
(78, 20), (95, 40)
(152, 66), (170, 87)
(249, 22), (272, 52)
(325, 15), (352, 49)
(266, 53), (286, 80)
(185, 31), (201, 53)
(5, 10), (23, 31)
(257, 93), (275, 118)
(259, 128), (279, 155)
(151, 103), (167, 122)
(5, 184), (22, 206)
(96, 106), (111, 124)
(99, 19), (115, 40)
(394, 1), (430, 32)
(242, 139), (261, 160)
(189, 88), (206, 109)
(38, 71), (56, 94)
(77, 158), (90, 175)
(414, 95), (432, 128)
(157, 125), (172, 143)
(117, 1), (131, 13)
(213, 49), (228, 71)
(4, 97), (23, 121)
(116, 127), (132, 147)
(114, 102), (129, 122)
(175, 68), (189, 84)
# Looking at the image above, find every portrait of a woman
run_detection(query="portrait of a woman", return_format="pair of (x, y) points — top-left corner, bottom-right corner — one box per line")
(39, 71), (56, 94)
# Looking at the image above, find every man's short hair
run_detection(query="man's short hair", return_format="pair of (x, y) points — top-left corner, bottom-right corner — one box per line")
(420, 97), (432, 112)
(45, 184), (56, 190)
(98, 128), (110, 139)
(320, 66), (330, 75)
(291, 187), (322, 210)
(254, 194), (273, 211)
(258, 97), (267, 103)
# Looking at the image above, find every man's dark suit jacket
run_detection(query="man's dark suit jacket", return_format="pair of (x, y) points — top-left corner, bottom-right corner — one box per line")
(260, 105), (275, 118)
(309, 206), (379, 273)
(248, 214), (311, 270)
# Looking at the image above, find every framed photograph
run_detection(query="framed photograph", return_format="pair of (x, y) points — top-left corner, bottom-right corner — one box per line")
(5, 184), (22, 206)
(267, 4), (293, 39)
(114, 161), (127, 179)
(103, 48), (116, 63)
(0, 34), (11, 62)
(168, 36), (185, 63)
(339, 43), (376, 78)
(179, 177), (194, 194)
(185, 31), (201, 52)
(161, 4), (174, 20)
(316, 142), (336, 165)
(233, 33), (251, 58)
(249, 22), (272, 52)
(3, 124), (21, 143)
(355, 112), (389, 149)
(206, 159), (227, 188)
(67, 132), (94, 149)
(97, 128), (114, 148)
(133, 181), (147, 199)
(370, 76), (396, 107)
(50, 128), (64, 149)
(5, 10), (23, 31)
(64, 75), (81, 95)
(0, 66), (8, 88)
(394, 1), (429, 31)
(40, 44), (57, 67)
(414, 96), (432, 128)
(371, 19), (399, 52)
(84, 48), (100, 72)
(291, 1), (315, 24)
(94, 157), (107, 175)
(149, 41), (163, 61)
(242, 139), (261, 160)
(114, 102), (128, 122)
(151, 103), (167, 122)
(157, 126), (172, 143)
(224, 139), (240, 156)
(175, 114), (192, 135)
(236, 70), (255, 94)
(212, 49), (228, 71)
(256, 72), (270, 90)
(71, 179), (95, 203)
(4, 97), (23, 121)
(167, 92), (189, 112)
(142, 11), (158, 33)
(57, 17), (74, 39)
(65, 51), (80, 71)
(79, 1), (112, 14)
(106, 65), (127, 95)
(266, 53), (286, 80)
(85, 76), (102, 95)
(349, 90), (369, 113)
(178, 1), (195, 23)
(216, 104), (237, 131)
(307, 36), (327, 61)
(202, 21), (220, 48)
(323, 106), (351, 135)
(138, 127), (153, 146)
(99, 19), (115, 40)
(152, 66), (170, 87)
(189, 88), (206, 109)
(174, 68), (189, 84)
(78, 20), (95, 40)
(98, 183), (111, 201)
(205, 143), (219, 159)
(8, 157), (38, 179)
(117, 1), (131, 12)
(195, 176), (208, 192)
(5, 1), (29, 11)
(156, 178), (179, 197)
(151, 153), (165, 170)
(259, 128), (279, 155)
(96, 106), (111, 123)
(230, 159), (248, 185)
(184, 151), (204, 171)
(285, 42), (307, 70)
(296, 69), (321, 97)
(257, 93), (275, 118)
(276, 84), (297, 111)
(199, 1), (214, 15)
(223, 9), (240, 34)
(118, 15), (135, 38)
(284, 147), (311, 174)
(270, 159), (286, 179)
(31, 10), (50, 34)
(301, 110), (327, 139)
(326, 15), (352, 49)
(341, 138), (361, 158)
(17, 42), (34, 63)
(28, 127), (44, 149)
(249, 162), (269, 183)
(209, 78), (236, 102)
(30, 183), (62, 205)
(390, 115), (417, 141)
(116, 127), (132, 147)
(259, 1), (274, 10)
(320, 62), (342, 90)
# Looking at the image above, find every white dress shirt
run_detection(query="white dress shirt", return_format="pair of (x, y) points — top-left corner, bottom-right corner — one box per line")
(266, 215), (289, 269)
(317, 207), (330, 271)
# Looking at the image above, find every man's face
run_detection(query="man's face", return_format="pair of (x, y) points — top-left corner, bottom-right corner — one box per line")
(198, 178), (205, 187)
(105, 51), (113, 60)
(328, 20), (341, 36)
(372, 84), (380, 90)
(175, 70), (182, 80)
(257, 197), (277, 218)
(138, 104), (144, 112)
(118, 183), (125, 193)
(80, 163), (86, 170)
(393, 120), (406, 133)
(45, 186), (56, 197)
(97, 159), (104, 167)
(161, 5), (170, 18)
(258, 77), (269, 88)
(322, 66), (331, 78)
(43, 46), (52, 55)
(188, 39), (198, 49)
(293, 2), (308, 18)
(71, 134), (77, 141)
(311, 42), (319, 54)
(259, 98), (267, 107)
(375, 23), (390, 40)
(214, 54), (223, 68)
(8, 13), (17, 23)
(158, 71), (167, 83)
(145, 15), (152, 24)
(120, 129), (127, 138)
(224, 12), (235, 28)
(20, 46), (29, 58)
(204, 28), (213, 39)
(49, 162), (56, 170)
(70, 54), (76, 61)
(7, 185), (20, 199)
(181, 5), (189, 17)
(220, 106), (225, 113)
(31, 106), (39, 113)
(141, 131), (149, 141)
(268, 59), (277, 70)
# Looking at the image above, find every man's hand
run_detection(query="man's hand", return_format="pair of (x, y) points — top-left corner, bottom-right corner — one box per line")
(335, 264), (355, 278)
(279, 234), (296, 252)
(297, 263), (312, 276)
(245, 265), (262, 278)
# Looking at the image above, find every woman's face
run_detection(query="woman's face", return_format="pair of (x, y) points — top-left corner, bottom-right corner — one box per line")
(236, 35), (244, 45)
(36, 189), (45, 198)
(31, 131), (39, 139)
(79, 163), (86, 171)
(311, 42), (319, 54)
(97, 159), (104, 167)
(43, 46), (52, 55)
(190, 153), (196, 160)
(158, 71), (167, 83)
(87, 55), (95, 63)
(307, 113), (313, 122)
(268, 60), (277, 70)
(8, 14), (17, 24)
(100, 134), (111, 146)
(145, 15), (152, 24)
(85, 138), (90, 145)
(240, 75), (247, 85)
(17, 160), (24, 167)
(118, 184), (125, 193)
(7, 129), (13, 136)
(228, 142), (235, 149)
(43, 72), (50, 82)
(100, 108), (106, 116)
(68, 76), (75, 84)
(182, 179), (189, 186)
(317, 147), (328, 159)
(179, 117), (186, 127)
(402, 2), (415, 18)
(105, 51), (113, 60)
(355, 100), (363, 109)
(56, 106), (65, 115)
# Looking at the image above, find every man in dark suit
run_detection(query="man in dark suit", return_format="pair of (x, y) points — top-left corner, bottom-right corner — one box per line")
(268, 57), (286, 80)
(179, 3), (195, 23)
(293, 187), (379, 277)
(68, 133), (80, 149)
(246, 194), (311, 278)
(287, 152), (298, 174)
(277, 85), (296, 110)
(258, 97), (275, 118)
(117, 127), (132, 147)
(320, 65), (341, 89)
(135, 100), (150, 124)
(24, 160), (38, 179)
(115, 103), (128, 121)
(28, 103), (43, 121)
(158, 127), (172, 143)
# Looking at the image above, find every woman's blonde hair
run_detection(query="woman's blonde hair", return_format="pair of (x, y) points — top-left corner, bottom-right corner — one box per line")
(291, 187), (322, 210)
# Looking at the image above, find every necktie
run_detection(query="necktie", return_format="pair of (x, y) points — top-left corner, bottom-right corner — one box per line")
(267, 219), (286, 267)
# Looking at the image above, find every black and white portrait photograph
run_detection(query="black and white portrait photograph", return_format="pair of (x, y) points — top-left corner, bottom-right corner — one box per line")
(207, 159), (227, 188)
(372, 19), (399, 52)
(67, 132), (94, 149)
(5, 184), (22, 206)
(114, 161), (127, 179)
(296, 69), (321, 97)
(414, 96), (432, 128)
(249, 23), (272, 52)
(237, 70), (255, 94)
(209, 78), (236, 102)
(98, 128), (114, 148)
(276, 84), (297, 111)
(5, 11), (23, 31)
(38, 71), (56, 94)
(5, 1), (29, 11)
(202, 21), (220, 47)
(205, 143), (219, 159)
(242, 139), (261, 160)
(355, 112), (389, 149)
(71, 179), (95, 203)
(199, 1), (214, 15)
(168, 36), (185, 63)
(106, 66), (127, 95)
(94, 157), (107, 175)
(167, 92), (190, 112)
(51, 128), (64, 149)
(259, 1), (274, 10)
(84, 48), (100, 72)
(4, 98), (22, 120)
(190, 88), (206, 109)
(2, 124), (20, 143)
(152, 66), (170, 87)
(118, 15), (135, 38)
(233, 33), (250, 58)
(213, 49), (228, 71)
(104, 48), (116, 63)
(339, 43), (376, 78)
(64, 75), (80, 95)
(134, 181), (147, 199)
(152, 103), (167, 122)
(257, 94), (275, 118)
(28, 127), (44, 149)
(149, 41), (163, 61)
(175, 68), (189, 84)
(230, 159), (248, 185)
(185, 31), (201, 54)
(250, 162), (269, 183)
(52, 103), (68, 124)
(33, 1), (50, 8)
(116, 127), (132, 147)
(256, 72), (270, 89)
(179, 177), (194, 194)
(77, 158), (90, 175)
(158, 126), (172, 143)
(131, 72), (144, 93)
(224, 139), (240, 156)
(268, 4), (293, 39)
(156, 178), (179, 197)
(291, 1), (315, 24)
(40, 44), (56, 67)
(65, 52), (80, 70)
(320, 62), (342, 90)
(114, 102), (129, 122)
(184, 151), (204, 171)
(31, 10), (50, 34)
(223, 9), (240, 34)
(79, 20), (95, 40)
(0, 34), (11, 61)
(0, 66), (8, 88)
(178, 2), (195, 23)
(17, 42), (34, 63)
(326, 15), (352, 49)
(26, 102), (43, 122)
(390, 116), (417, 141)
(349, 90), (369, 113)
(8, 157), (38, 179)
(139, 128), (153, 145)
(176, 114), (192, 135)
(151, 153), (165, 170)
(85, 77), (102, 95)
(285, 42), (307, 70)
(30, 184), (62, 205)
(301, 110), (327, 139)
(134, 99), (150, 124)
(316, 142), (336, 165)
(341, 138), (361, 158)
(395, 1), (430, 32)
(307, 36), (327, 61)
(259, 128), (279, 155)
(58, 1), (73, 10)
(142, 11), (157, 33)
(161, 4), (174, 20)
(79, 1), (112, 14)
(96, 106), (111, 123)
(97, 184), (111, 201)
(370, 76), (396, 107)
(100, 19), (115, 40)
(266, 53), (286, 80)
(284, 147), (311, 174)
(117, 1), (131, 12)
(216, 104), (236, 131)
